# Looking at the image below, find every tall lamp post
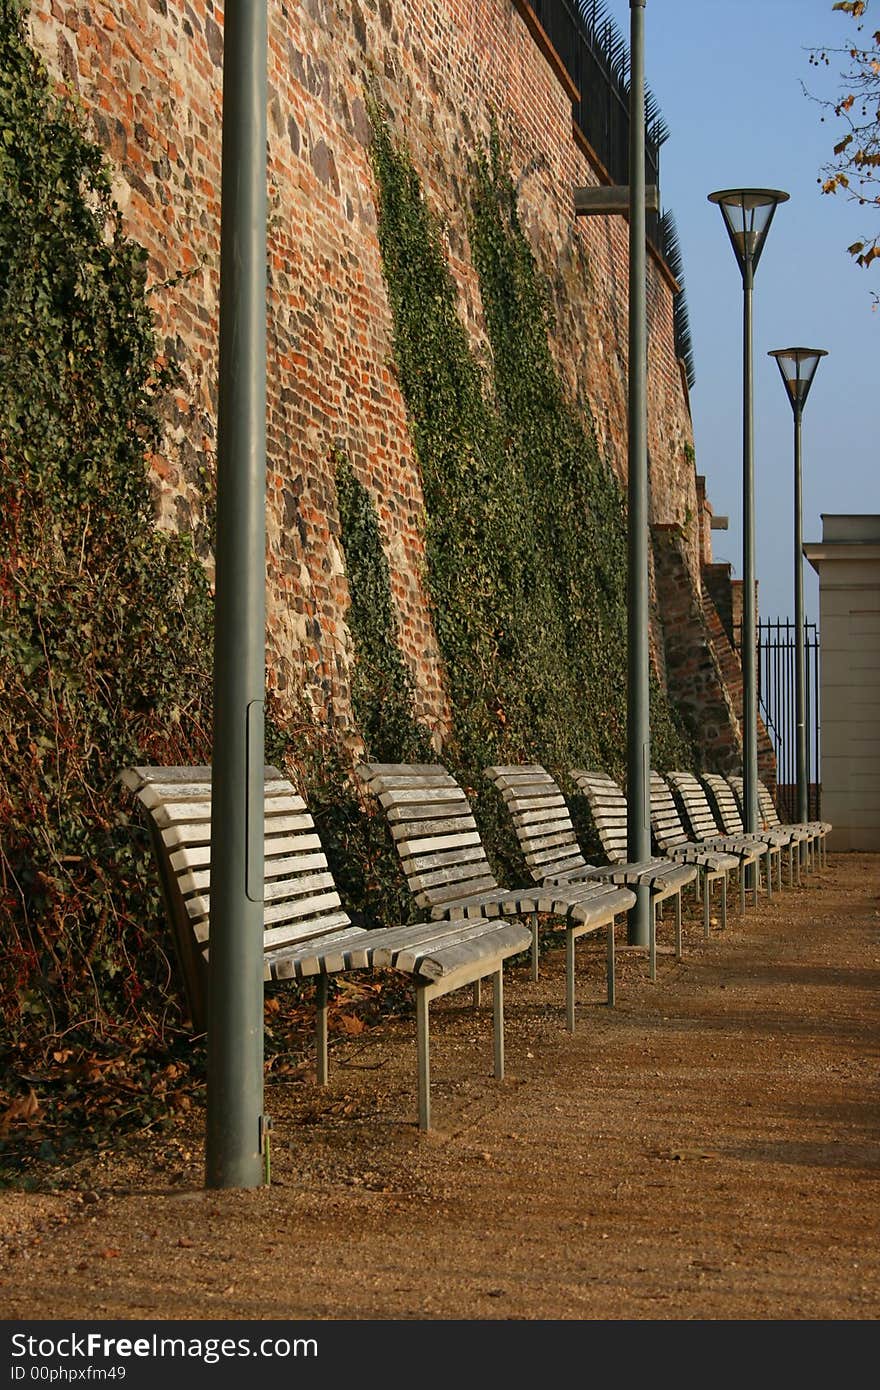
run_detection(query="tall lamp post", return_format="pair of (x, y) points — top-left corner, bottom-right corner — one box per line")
(768, 346), (827, 827)
(206, 0), (268, 1190)
(625, 0), (651, 947)
(573, 0), (653, 947)
(708, 189), (788, 841)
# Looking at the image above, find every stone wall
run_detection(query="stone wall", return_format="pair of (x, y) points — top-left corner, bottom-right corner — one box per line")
(652, 525), (741, 771)
(27, 0), (719, 746)
(704, 561), (736, 649)
(652, 527), (776, 781)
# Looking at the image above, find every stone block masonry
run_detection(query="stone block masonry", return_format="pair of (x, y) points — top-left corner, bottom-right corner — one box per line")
(26, 0), (737, 751)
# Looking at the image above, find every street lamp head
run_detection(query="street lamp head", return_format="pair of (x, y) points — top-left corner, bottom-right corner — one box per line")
(708, 188), (789, 277)
(768, 346), (828, 415)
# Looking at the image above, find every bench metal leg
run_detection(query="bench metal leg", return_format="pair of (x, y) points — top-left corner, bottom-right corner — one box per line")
(674, 891), (682, 960)
(607, 915), (616, 1008)
(566, 929), (576, 1033)
(316, 974), (329, 1086)
(739, 866), (746, 915)
(472, 980), (481, 1008)
(493, 969), (504, 1079)
(649, 902), (657, 981)
(416, 985), (430, 1133)
(531, 912), (539, 982)
(721, 874), (728, 930)
(703, 872), (710, 937)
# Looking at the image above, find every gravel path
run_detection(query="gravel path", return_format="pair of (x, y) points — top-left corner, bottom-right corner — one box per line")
(1, 851), (878, 1321)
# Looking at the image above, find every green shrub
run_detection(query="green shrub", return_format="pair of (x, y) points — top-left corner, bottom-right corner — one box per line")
(0, 0), (214, 1044)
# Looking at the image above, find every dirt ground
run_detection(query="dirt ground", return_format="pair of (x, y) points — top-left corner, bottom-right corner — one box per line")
(1, 850), (878, 1323)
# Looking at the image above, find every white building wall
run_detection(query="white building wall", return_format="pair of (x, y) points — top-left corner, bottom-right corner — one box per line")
(805, 516), (880, 851)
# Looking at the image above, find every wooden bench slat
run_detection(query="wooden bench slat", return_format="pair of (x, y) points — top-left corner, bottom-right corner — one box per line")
(408, 864), (497, 894)
(160, 817), (320, 848)
(377, 787), (464, 809)
(394, 830), (483, 858)
(400, 845), (489, 877)
(122, 763), (536, 1131)
(389, 814), (478, 841)
(510, 806), (571, 832)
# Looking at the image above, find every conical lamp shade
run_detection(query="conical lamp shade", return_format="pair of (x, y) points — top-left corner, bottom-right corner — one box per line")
(708, 188), (789, 275)
(768, 347), (828, 413)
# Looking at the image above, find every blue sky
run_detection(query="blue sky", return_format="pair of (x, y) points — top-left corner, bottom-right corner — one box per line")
(599, 0), (876, 623)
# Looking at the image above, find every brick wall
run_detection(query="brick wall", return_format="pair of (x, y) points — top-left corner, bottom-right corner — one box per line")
(652, 525), (776, 779)
(652, 524), (743, 770)
(704, 561), (736, 649)
(27, 0), (712, 743)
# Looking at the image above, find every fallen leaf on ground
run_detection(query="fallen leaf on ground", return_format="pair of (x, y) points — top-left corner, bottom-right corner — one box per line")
(337, 1014), (366, 1036)
(0, 1088), (41, 1135)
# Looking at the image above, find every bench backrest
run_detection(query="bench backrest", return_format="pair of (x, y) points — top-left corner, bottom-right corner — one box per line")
(355, 763), (499, 912)
(667, 771), (726, 842)
(484, 764), (592, 885)
(649, 771), (690, 853)
(701, 773), (746, 836)
(121, 765), (357, 1026)
(569, 770), (628, 863)
(726, 775), (767, 830)
(757, 781), (782, 828)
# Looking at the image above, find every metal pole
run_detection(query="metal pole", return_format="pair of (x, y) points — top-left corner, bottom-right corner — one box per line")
(626, 0), (651, 947)
(206, 0), (268, 1190)
(793, 403), (808, 826)
(806, 622), (811, 811)
(814, 622), (822, 820)
(741, 260), (758, 841)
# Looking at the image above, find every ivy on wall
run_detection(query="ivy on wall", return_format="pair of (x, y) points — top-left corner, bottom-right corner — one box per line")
(367, 102), (696, 807)
(333, 453), (433, 764)
(262, 457), (437, 939)
(0, 0), (216, 1050)
(0, 0), (701, 1172)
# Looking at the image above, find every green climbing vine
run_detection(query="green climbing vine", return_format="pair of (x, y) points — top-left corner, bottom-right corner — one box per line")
(0, 0), (216, 1058)
(333, 453), (433, 764)
(367, 102), (695, 803)
(0, 0), (699, 1176)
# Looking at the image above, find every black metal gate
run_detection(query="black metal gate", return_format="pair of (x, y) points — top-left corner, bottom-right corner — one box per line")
(756, 618), (822, 821)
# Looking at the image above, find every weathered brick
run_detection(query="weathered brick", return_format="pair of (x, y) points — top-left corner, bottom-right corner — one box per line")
(27, 0), (734, 751)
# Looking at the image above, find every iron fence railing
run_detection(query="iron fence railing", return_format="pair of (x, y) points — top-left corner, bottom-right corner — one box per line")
(749, 618), (822, 821)
(528, 1), (665, 242)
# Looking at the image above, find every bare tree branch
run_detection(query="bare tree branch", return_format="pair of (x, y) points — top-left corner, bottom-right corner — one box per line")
(805, 1), (880, 296)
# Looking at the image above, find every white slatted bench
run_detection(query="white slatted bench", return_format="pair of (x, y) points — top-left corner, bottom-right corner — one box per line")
(647, 770), (740, 933)
(568, 769), (699, 979)
(702, 773), (794, 888)
(757, 780), (829, 871)
(665, 770), (771, 909)
(728, 773), (808, 884)
(485, 763), (703, 971)
(355, 762), (636, 1029)
(703, 772), (795, 889)
(120, 765), (531, 1131)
